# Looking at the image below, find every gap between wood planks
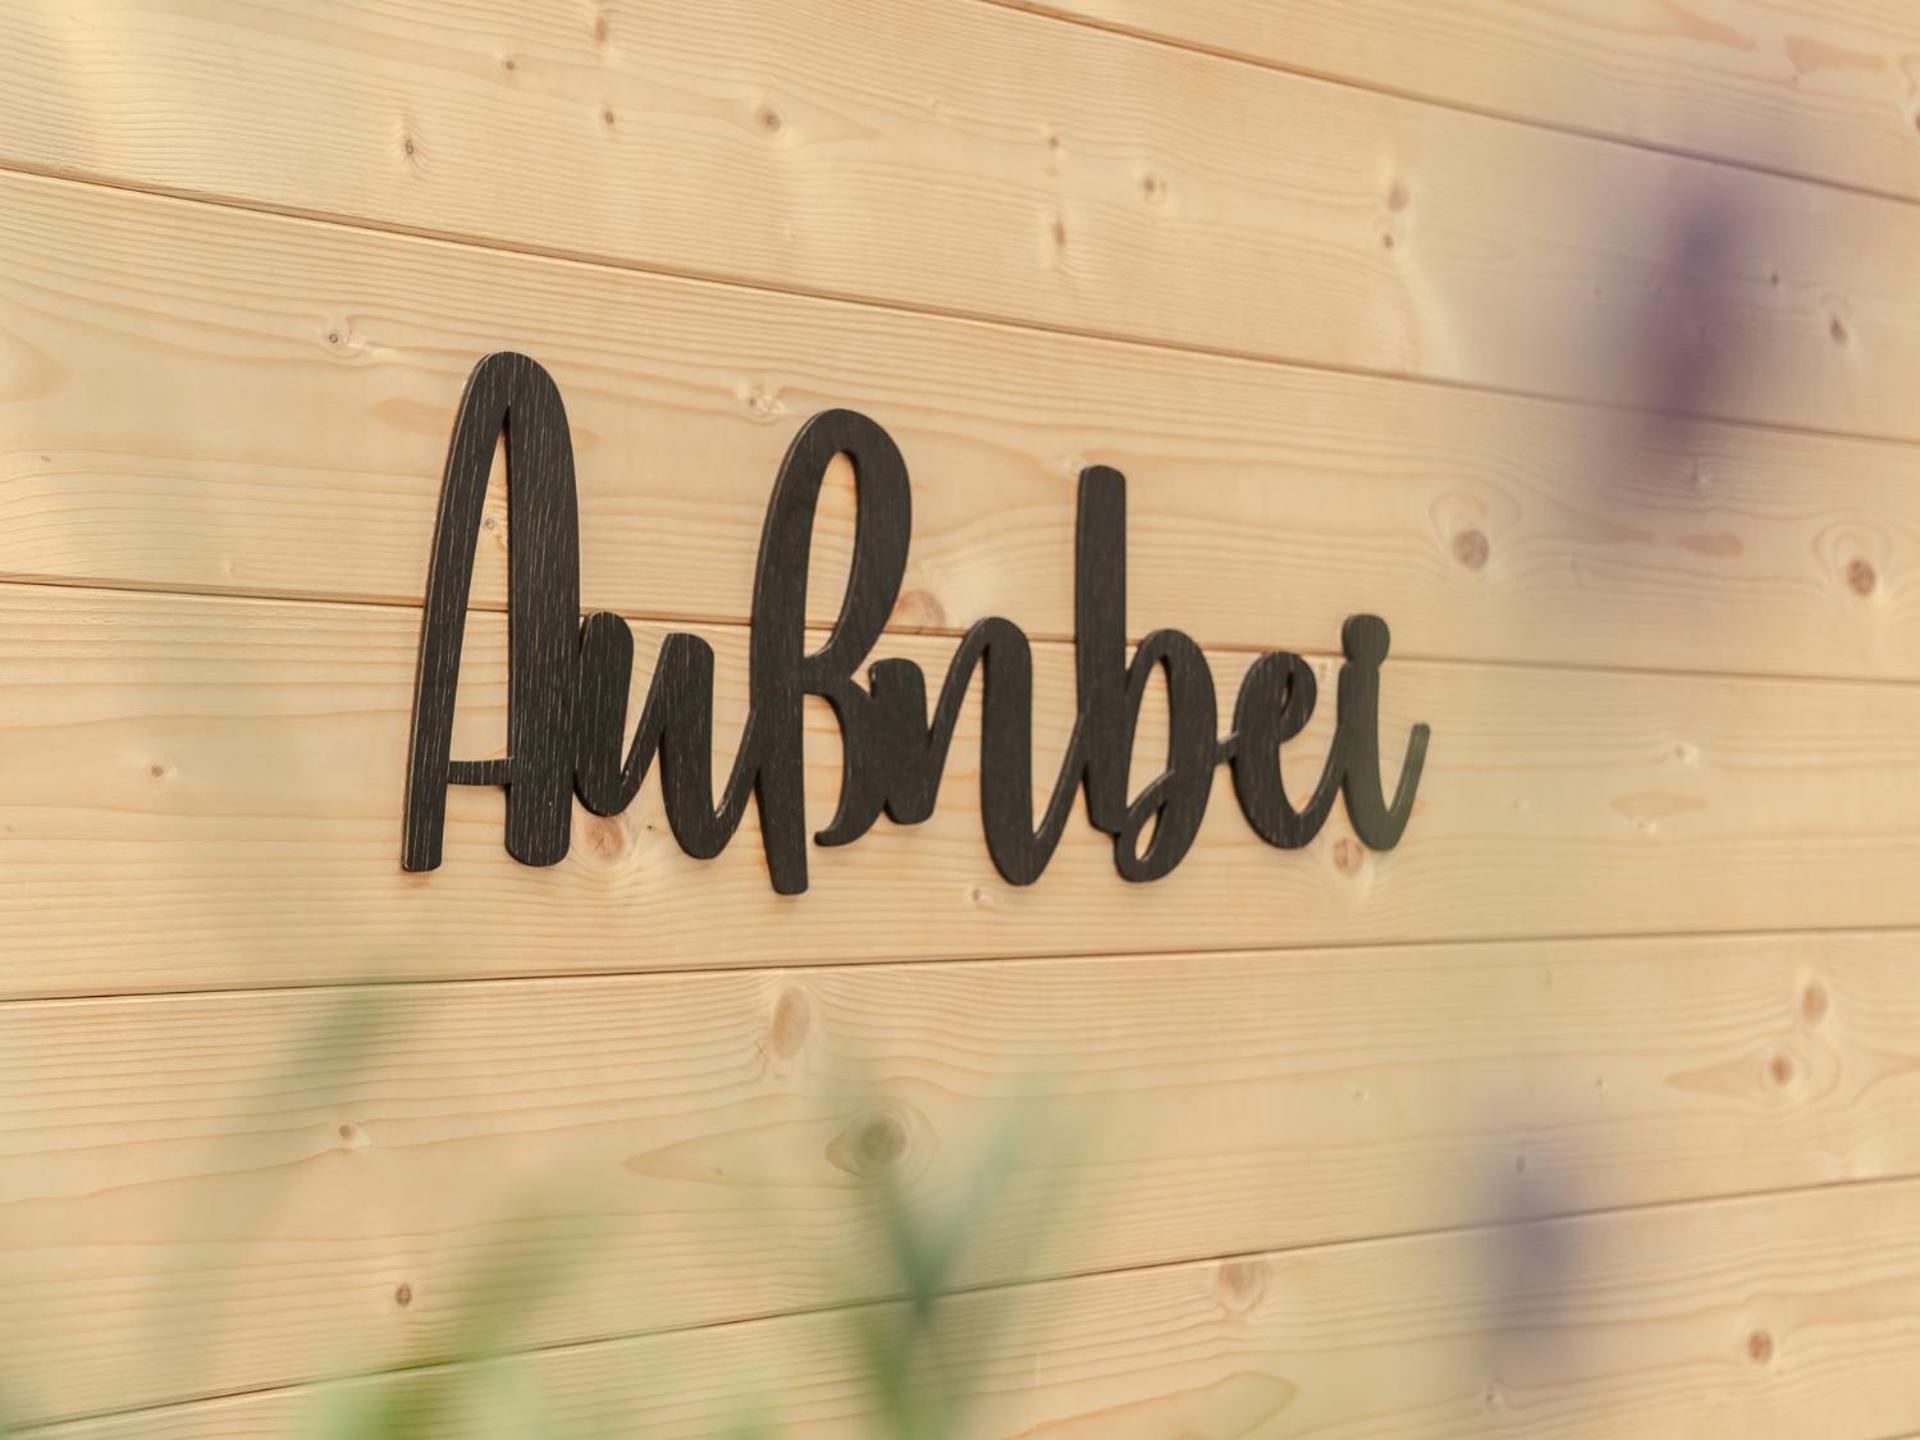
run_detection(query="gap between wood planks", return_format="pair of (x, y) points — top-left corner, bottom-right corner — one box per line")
(0, 916), (1910, 1005)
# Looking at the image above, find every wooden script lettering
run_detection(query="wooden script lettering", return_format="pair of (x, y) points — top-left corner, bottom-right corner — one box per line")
(405, 352), (1430, 894)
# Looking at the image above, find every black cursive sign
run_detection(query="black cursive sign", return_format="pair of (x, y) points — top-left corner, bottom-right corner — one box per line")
(404, 352), (1430, 894)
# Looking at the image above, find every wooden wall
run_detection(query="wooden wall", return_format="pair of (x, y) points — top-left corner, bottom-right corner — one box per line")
(5, 0), (1920, 1434)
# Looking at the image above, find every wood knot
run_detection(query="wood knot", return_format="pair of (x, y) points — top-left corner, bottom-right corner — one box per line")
(827, 1105), (919, 1178)
(1051, 217), (1068, 249)
(336, 1122), (365, 1147)
(602, 106), (617, 128)
(1452, 528), (1490, 570)
(1846, 557), (1876, 595)
(1387, 178), (1411, 212)
(584, 816), (626, 858)
(1140, 171), (1166, 204)
(394, 1282), (414, 1309)
(890, 588), (948, 630)
(148, 761), (170, 780)
(1769, 1053), (1795, 1086)
(1829, 314), (1850, 346)
(1801, 982), (1829, 1025)
(755, 104), (784, 135)
(323, 325), (366, 356)
(859, 1114), (906, 1166)
(1332, 836), (1363, 876)
(1216, 1258), (1268, 1313)
(592, 12), (610, 44)
(1747, 1328), (1773, 1363)
(769, 987), (811, 1059)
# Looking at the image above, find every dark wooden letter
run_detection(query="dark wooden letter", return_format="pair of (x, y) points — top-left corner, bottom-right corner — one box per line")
(406, 353), (1432, 891)
(404, 352), (581, 872)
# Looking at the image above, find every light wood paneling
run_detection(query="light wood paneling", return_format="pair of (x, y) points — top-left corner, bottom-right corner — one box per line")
(5, 171), (1920, 682)
(0, 933), (1903, 1421)
(33, 1178), (1920, 1439)
(9, 0), (1920, 1430)
(997, 0), (1920, 205)
(4, 581), (1920, 997)
(5, 0), (1920, 438)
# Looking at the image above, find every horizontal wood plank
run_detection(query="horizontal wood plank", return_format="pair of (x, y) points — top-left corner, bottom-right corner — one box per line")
(5, 0), (1920, 438)
(0, 933), (1906, 1420)
(31, 1177), (1920, 1437)
(4, 581), (1920, 996)
(998, 0), (1920, 206)
(5, 171), (1920, 682)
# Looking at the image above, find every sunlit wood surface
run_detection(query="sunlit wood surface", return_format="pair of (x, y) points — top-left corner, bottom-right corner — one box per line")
(3, 0), (1920, 1433)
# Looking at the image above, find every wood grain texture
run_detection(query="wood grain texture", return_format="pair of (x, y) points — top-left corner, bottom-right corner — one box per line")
(0, 933), (1904, 1421)
(7, 0), (1920, 1432)
(6, 0), (1920, 439)
(4, 171), (1920, 685)
(29, 1177), (1920, 1438)
(4, 579), (1920, 997)
(996, 0), (1920, 205)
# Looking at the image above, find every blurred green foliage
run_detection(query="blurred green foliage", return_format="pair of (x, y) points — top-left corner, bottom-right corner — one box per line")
(0, 984), (1059, 1440)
